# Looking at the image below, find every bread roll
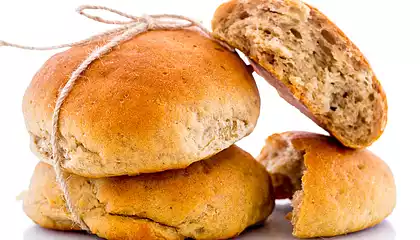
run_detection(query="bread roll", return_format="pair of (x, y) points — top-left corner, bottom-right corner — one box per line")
(24, 145), (274, 240)
(257, 132), (396, 238)
(212, 0), (387, 148)
(22, 29), (261, 178)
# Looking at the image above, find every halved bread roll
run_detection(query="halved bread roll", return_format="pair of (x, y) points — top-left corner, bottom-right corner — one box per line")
(257, 132), (396, 238)
(24, 146), (274, 240)
(212, 0), (388, 148)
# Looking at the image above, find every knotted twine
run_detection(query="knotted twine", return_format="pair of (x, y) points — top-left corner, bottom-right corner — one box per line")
(1, 5), (234, 232)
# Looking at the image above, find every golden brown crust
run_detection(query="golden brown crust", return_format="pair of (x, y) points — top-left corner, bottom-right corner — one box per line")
(23, 29), (260, 177)
(257, 132), (396, 238)
(24, 145), (275, 240)
(212, 0), (388, 149)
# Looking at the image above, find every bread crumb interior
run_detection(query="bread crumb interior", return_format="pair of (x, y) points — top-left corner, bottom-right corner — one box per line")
(215, 1), (384, 145)
(257, 134), (305, 225)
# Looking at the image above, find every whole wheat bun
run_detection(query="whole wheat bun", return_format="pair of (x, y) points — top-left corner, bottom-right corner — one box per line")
(22, 29), (260, 178)
(24, 145), (274, 240)
(257, 132), (396, 238)
(212, 0), (388, 148)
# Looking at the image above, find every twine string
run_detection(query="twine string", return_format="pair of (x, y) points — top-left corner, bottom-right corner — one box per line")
(76, 5), (140, 24)
(1, 5), (233, 232)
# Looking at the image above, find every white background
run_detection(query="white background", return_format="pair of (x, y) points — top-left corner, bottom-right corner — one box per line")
(0, 0), (419, 239)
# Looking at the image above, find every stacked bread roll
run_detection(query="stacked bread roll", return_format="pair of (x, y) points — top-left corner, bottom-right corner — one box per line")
(212, 0), (396, 238)
(22, 30), (275, 239)
(20, 0), (397, 239)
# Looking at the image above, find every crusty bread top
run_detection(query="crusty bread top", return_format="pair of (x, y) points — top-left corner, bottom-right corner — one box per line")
(212, 0), (388, 149)
(23, 29), (260, 177)
(24, 146), (274, 240)
(257, 132), (396, 238)
(292, 132), (395, 237)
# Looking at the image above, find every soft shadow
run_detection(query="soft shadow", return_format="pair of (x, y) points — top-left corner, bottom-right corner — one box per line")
(23, 203), (395, 240)
(23, 225), (101, 240)
(237, 202), (396, 240)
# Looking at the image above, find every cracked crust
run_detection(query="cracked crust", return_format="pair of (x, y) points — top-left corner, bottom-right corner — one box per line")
(23, 145), (275, 240)
(22, 29), (260, 178)
(212, 0), (388, 148)
(257, 132), (396, 238)
(257, 132), (305, 199)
